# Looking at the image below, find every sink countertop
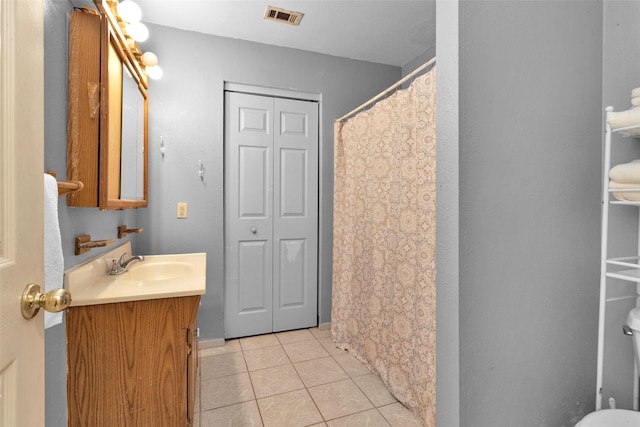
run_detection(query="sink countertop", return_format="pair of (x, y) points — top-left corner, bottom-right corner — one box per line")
(64, 243), (206, 306)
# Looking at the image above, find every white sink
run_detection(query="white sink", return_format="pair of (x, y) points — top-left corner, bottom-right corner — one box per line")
(125, 258), (193, 282)
(64, 243), (206, 306)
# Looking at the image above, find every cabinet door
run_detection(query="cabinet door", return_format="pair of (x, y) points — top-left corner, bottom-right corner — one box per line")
(67, 296), (199, 427)
(67, 10), (101, 207)
(186, 323), (198, 425)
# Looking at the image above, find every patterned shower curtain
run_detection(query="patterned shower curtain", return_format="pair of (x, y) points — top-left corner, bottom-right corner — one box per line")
(332, 68), (436, 426)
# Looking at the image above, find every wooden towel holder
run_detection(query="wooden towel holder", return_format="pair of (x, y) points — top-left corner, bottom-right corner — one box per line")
(45, 170), (84, 198)
(75, 234), (115, 255)
(118, 225), (144, 239)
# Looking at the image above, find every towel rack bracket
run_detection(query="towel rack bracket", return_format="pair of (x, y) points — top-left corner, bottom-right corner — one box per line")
(74, 234), (115, 255)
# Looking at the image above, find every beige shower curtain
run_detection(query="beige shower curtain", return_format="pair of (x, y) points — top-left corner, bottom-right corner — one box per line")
(332, 67), (436, 426)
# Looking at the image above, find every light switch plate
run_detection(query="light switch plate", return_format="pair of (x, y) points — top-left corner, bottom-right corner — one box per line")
(177, 202), (188, 218)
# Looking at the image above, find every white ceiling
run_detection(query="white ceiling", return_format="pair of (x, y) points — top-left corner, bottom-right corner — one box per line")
(135, 0), (436, 67)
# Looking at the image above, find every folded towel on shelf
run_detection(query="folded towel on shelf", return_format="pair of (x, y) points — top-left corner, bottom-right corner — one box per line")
(631, 97), (640, 108)
(609, 179), (640, 202)
(632, 87), (640, 98)
(609, 159), (640, 183)
(607, 108), (640, 133)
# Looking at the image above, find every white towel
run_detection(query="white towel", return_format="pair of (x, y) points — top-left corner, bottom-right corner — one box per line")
(607, 108), (640, 134)
(44, 173), (64, 329)
(609, 159), (640, 183)
(609, 179), (640, 202)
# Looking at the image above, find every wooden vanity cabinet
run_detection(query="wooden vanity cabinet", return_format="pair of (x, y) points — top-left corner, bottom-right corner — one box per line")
(66, 296), (200, 427)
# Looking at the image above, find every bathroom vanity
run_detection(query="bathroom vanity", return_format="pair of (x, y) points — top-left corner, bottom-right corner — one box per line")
(66, 296), (199, 426)
(64, 243), (206, 426)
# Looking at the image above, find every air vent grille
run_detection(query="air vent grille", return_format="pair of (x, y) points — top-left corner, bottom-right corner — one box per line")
(264, 6), (304, 26)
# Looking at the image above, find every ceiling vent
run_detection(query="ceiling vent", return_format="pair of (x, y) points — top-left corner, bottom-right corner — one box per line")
(264, 6), (304, 26)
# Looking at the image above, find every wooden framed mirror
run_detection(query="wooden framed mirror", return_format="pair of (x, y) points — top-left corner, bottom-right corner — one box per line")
(66, 2), (148, 210)
(99, 3), (148, 209)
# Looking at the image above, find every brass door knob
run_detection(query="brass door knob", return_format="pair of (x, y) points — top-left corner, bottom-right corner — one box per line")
(21, 283), (71, 319)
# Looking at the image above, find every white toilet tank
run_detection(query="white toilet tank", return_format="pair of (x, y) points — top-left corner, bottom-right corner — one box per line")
(627, 307), (640, 372)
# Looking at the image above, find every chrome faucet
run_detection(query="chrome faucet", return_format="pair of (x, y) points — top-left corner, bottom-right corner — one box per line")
(109, 252), (145, 275)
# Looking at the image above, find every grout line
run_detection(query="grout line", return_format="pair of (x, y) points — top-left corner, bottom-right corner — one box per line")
(286, 336), (327, 422)
(239, 337), (266, 427)
(322, 407), (390, 426)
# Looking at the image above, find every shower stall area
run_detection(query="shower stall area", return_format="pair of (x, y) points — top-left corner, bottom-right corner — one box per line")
(331, 61), (437, 427)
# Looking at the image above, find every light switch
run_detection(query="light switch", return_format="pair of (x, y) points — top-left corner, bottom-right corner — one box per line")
(177, 202), (188, 218)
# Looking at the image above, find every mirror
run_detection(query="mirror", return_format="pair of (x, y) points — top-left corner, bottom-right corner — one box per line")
(66, 3), (148, 210)
(120, 64), (145, 200)
(120, 61), (146, 200)
(99, 5), (148, 209)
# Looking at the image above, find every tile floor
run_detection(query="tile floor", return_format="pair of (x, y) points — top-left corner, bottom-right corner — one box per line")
(195, 327), (422, 427)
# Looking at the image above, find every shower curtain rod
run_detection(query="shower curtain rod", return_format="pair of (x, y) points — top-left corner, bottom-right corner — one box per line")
(336, 56), (436, 123)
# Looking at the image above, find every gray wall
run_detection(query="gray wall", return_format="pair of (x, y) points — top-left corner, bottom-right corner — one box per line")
(403, 45), (436, 77)
(135, 24), (400, 341)
(459, 1), (603, 426)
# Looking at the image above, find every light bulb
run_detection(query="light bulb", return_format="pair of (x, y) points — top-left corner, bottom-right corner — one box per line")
(146, 65), (163, 80)
(117, 0), (142, 23)
(126, 22), (149, 42)
(141, 52), (158, 67)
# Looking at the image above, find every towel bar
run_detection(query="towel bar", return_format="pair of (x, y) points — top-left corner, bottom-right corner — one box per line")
(45, 170), (84, 197)
(74, 234), (115, 255)
(117, 225), (144, 239)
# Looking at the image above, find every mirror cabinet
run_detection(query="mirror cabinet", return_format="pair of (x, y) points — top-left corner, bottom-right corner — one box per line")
(67, 1), (148, 209)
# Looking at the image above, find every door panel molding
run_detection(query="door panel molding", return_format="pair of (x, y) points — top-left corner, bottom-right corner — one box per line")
(239, 107), (270, 133)
(280, 111), (308, 136)
(278, 238), (307, 308)
(238, 146), (269, 217)
(280, 148), (307, 217)
(238, 240), (270, 313)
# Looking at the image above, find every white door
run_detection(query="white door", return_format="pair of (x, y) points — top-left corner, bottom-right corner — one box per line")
(224, 91), (318, 338)
(0, 0), (46, 425)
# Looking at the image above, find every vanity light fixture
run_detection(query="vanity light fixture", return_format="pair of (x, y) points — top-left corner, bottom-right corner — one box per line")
(146, 65), (163, 80)
(116, 0), (141, 23)
(104, 0), (162, 80)
(141, 51), (157, 66)
(141, 51), (162, 79)
(126, 21), (149, 42)
(115, 0), (148, 42)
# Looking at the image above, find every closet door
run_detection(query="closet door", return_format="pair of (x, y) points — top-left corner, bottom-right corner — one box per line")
(273, 98), (318, 332)
(224, 92), (318, 338)
(225, 92), (274, 338)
